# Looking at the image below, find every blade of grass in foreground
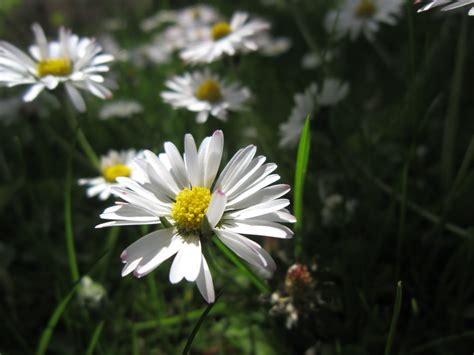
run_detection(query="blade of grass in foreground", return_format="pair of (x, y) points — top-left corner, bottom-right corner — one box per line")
(85, 320), (105, 355)
(213, 238), (270, 293)
(294, 116), (311, 259)
(182, 291), (222, 355)
(36, 281), (81, 355)
(384, 281), (403, 355)
(65, 136), (80, 282)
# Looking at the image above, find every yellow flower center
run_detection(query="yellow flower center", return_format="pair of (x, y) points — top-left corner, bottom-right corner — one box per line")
(37, 58), (72, 78)
(355, 0), (376, 18)
(195, 79), (223, 102)
(171, 186), (211, 234)
(211, 22), (232, 41)
(102, 164), (131, 183)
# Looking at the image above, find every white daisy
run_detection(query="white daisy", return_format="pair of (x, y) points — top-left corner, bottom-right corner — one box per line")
(180, 12), (270, 64)
(161, 69), (251, 123)
(141, 5), (221, 33)
(416, 0), (474, 15)
(301, 51), (334, 70)
(279, 79), (349, 148)
(0, 23), (114, 112)
(96, 131), (295, 303)
(325, 0), (404, 41)
(255, 34), (292, 57)
(99, 100), (143, 120)
(79, 149), (142, 201)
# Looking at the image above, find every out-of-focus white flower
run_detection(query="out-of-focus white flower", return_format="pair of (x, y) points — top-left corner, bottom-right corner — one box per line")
(96, 131), (295, 303)
(255, 34), (292, 56)
(325, 0), (404, 41)
(99, 100), (143, 120)
(99, 34), (129, 62)
(161, 69), (251, 123)
(180, 12), (270, 64)
(301, 51), (333, 70)
(279, 79), (349, 148)
(321, 193), (358, 227)
(79, 149), (142, 200)
(416, 0), (474, 15)
(0, 23), (114, 112)
(77, 276), (106, 308)
(141, 5), (221, 33)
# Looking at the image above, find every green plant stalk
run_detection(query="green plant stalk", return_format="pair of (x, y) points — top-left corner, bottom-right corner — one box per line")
(36, 281), (81, 355)
(409, 330), (474, 353)
(64, 101), (100, 170)
(65, 147), (80, 282)
(384, 281), (403, 355)
(213, 238), (270, 293)
(98, 227), (120, 281)
(396, 164), (408, 279)
(294, 117), (311, 259)
(133, 303), (226, 331)
(85, 320), (105, 355)
(182, 291), (222, 355)
(441, 17), (468, 189)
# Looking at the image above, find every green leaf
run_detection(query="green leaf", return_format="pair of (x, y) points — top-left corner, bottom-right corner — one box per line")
(85, 320), (105, 355)
(294, 115), (311, 259)
(384, 281), (403, 355)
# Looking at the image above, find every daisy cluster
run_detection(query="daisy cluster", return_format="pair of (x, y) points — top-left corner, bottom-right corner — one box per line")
(0, 0), (462, 309)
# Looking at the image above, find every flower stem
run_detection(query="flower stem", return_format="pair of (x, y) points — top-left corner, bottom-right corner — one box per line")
(63, 100), (100, 170)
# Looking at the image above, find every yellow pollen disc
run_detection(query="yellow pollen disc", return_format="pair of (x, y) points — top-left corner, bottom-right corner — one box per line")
(355, 0), (376, 18)
(102, 164), (131, 183)
(211, 22), (232, 41)
(195, 79), (223, 103)
(171, 186), (211, 234)
(37, 58), (72, 78)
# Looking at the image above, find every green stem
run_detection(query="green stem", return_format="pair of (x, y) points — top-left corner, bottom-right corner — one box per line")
(441, 17), (468, 189)
(64, 101), (100, 170)
(65, 148), (80, 282)
(85, 320), (105, 355)
(384, 281), (403, 355)
(213, 238), (270, 294)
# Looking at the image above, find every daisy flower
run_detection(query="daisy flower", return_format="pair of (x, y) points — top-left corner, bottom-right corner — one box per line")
(416, 0), (474, 15)
(141, 5), (221, 33)
(79, 149), (141, 201)
(325, 0), (404, 41)
(99, 99), (143, 120)
(0, 23), (114, 112)
(180, 12), (270, 64)
(279, 79), (349, 148)
(96, 131), (295, 303)
(161, 69), (251, 123)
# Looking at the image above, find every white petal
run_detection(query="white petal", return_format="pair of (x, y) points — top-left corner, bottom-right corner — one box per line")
(196, 255), (215, 303)
(206, 190), (227, 228)
(184, 134), (199, 186)
(228, 199), (290, 219)
(222, 219), (293, 239)
(164, 141), (189, 188)
(203, 130), (224, 188)
(65, 83), (86, 112)
(215, 229), (268, 269)
(22, 83), (45, 102)
(120, 227), (175, 277)
(135, 234), (184, 277)
(169, 236), (202, 283)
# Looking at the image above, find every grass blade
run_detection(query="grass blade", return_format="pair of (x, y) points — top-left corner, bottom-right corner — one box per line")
(213, 238), (270, 293)
(294, 116), (311, 259)
(65, 137), (80, 282)
(384, 281), (403, 355)
(86, 320), (105, 355)
(182, 291), (222, 355)
(36, 281), (81, 355)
